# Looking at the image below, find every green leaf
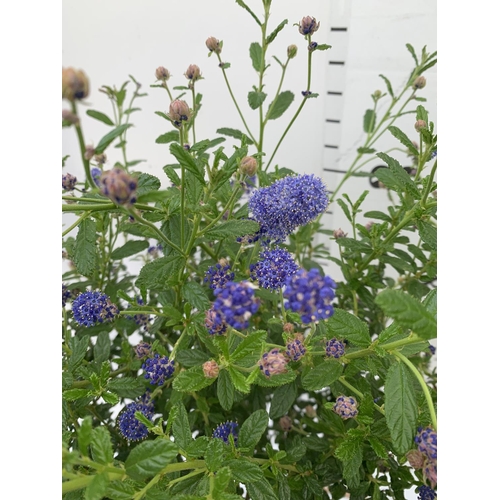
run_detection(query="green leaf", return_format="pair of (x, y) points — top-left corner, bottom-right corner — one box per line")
(185, 436), (210, 458)
(105, 481), (136, 500)
(363, 109), (376, 133)
(385, 362), (418, 454)
(266, 19), (288, 44)
(110, 240), (149, 260)
(376, 152), (420, 197)
(269, 382), (297, 419)
(416, 220), (437, 250)
(380, 254), (416, 273)
(213, 466), (232, 495)
(74, 218), (97, 277)
(136, 173), (161, 198)
(155, 130), (179, 144)
(91, 427), (113, 465)
(216, 127), (254, 145)
(175, 349), (211, 367)
(86, 109), (114, 126)
(77, 416), (93, 457)
(235, 0), (262, 25)
(173, 366), (216, 392)
(363, 210), (391, 222)
(107, 377), (146, 399)
(135, 255), (185, 290)
(228, 366), (250, 393)
(85, 473), (110, 500)
(368, 436), (389, 459)
(170, 142), (206, 185)
(69, 335), (90, 371)
(226, 459), (264, 483)
(101, 392), (119, 405)
(125, 439), (178, 481)
(266, 91), (294, 120)
(301, 361), (343, 391)
(205, 439), (224, 472)
(95, 124), (132, 154)
(406, 43), (419, 66)
(239, 409), (268, 449)
(255, 370), (296, 387)
(246, 479), (278, 500)
(230, 330), (266, 362)
(204, 219), (260, 240)
(94, 331), (110, 366)
(325, 309), (372, 347)
(422, 288), (437, 318)
(63, 388), (92, 401)
(217, 370), (234, 410)
(388, 126), (419, 156)
(248, 90), (267, 110)
(336, 237), (372, 253)
(249, 42), (263, 71)
(315, 44), (332, 51)
(378, 74), (394, 98)
(357, 147), (376, 155)
(181, 282), (210, 312)
(375, 290), (437, 340)
(172, 403), (193, 451)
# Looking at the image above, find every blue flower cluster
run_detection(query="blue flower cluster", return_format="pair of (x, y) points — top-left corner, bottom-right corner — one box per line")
(417, 485), (436, 500)
(91, 167), (101, 186)
(211, 281), (260, 330)
(204, 262), (234, 290)
(250, 248), (299, 290)
(333, 395), (358, 419)
(285, 339), (306, 361)
(212, 421), (238, 445)
(118, 396), (154, 442)
(325, 338), (345, 358)
(142, 354), (175, 385)
(283, 268), (336, 323)
(72, 290), (119, 327)
(248, 174), (329, 242)
(415, 426), (437, 461)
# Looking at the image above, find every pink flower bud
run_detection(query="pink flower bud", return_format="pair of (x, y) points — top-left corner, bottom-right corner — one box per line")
(206, 37), (222, 54)
(202, 360), (220, 378)
(168, 99), (191, 125)
(406, 449), (425, 469)
(305, 405), (316, 418)
(283, 323), (294, 334)
(299, 16), (320, 36)
(279, 416), (293, 432)
(155, 66), (171, 81)
(184, 64), (202, 81)
(412, 76), (427, 90)
(62, 67), (89, 101)
(84, 145), (96, 160)
(333, 228), (347, 239)
(62, 109), (79, 125)
(100, 168), (138, 206)
(239, 156), (258, 176)
(259, 348), (288, 378)
(415, 120), (427, 132)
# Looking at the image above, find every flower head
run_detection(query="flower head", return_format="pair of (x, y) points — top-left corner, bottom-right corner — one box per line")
(118, 398), (154, 442)
(415, 427), (437, 461)
(168, 99), (191, 126)
(248, 174), (329, 242)
(283, 268), (336, 323)
(417, 485), (436, 500)
(155, 66), (171, 81)
(62, 173), (77, 191)
(204, 262), (234, 290)
(142, 354), (175, 385)
(239, 156), (258, 177)
(62, 109), (79, 125)
(134, 342), (151, 359)
(213, 421), (238, 445)
(100, 168), (138, 206)
(325, 338), (345, 358)
(250, 248), (299, 291)
(424, 461), (437, 489)
(206, 37), (222, 54)
(212, 281), (260, 330)
(202, 360), (220, 378)
(72, 290), (118, 327)
(279, 416), (293, 432)
(184, 64), (202, 82)
(406, 449), (425, 469)
(333, 395), (358, 419)
(205, 306), (228, 336)
(91, 168), (102, 186)
(62, 67), (89, 101)
(285, 338), (306, 361)
(413, 76), (427, 90)
(298, 16), (320, 35)
(259, 348), (288, 377)
(287, 44), (298, 59)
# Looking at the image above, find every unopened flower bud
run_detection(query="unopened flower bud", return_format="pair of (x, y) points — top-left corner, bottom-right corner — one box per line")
(168, 99), (191, 125)
(287, 44), (298, 59)
(62, 173), (77, 191)
(305, 405), (316, 418)
(407, 449), (425, 469)
(62, 109), (79, 125)
(373, 90), (382, 98)
(134, 342), (151, 359)
(299, 16), (320, 35)
(84, 145), (96, 160)
(333, 395), (358, 419)
(365, 221), (375, 231)
(283, 322), (294, 334)
(203, 360), (220, 378)
(185, 64), (202, 81)
(415, 120), (427, 132)
(239, 156), (258, 176)
(155, 66), (170, 81)
(62, 67), (89, 101)
(94, 153), (107, 165)
(206, 37), (222, 54)
(412, 76), (427, 90)
(285, 339), (306, 361)
(325, 338), (345, 358)
(279, 416), (293, 432)
(333, 228), (347, 239)
(423, 461), (437, 489)
(100, 168), (138, 206)
(259, 348), (288, 377)
(308, 41), (318, 52)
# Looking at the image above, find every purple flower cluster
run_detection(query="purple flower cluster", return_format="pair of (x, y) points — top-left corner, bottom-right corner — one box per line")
(259, 348), (288, 377)
(417, 485), (436, 500)
(415, 426), (437, 461)
(285, 339), (306, 361)
(211, 281), (260, 331)
(62, 283), (71, 307)
(250, 248), (299, 290)
(91, 167), (101, 186)
(204, 263), (234, 290)
(248, 174), (329, 242)
(100, 168), (137, 206)
(118, 395), (154, 441)
(62, 173), (77, 191)
(213, 421), (238, 445)
(205, 306), (228, 336)
(142, 354), (175, 385)
(72, 290), (119, 327)
(134, 342), (151, 359)
(333, 395), (358, 419)
(283, 268), (336, 323)
(325, 338), (345, 358)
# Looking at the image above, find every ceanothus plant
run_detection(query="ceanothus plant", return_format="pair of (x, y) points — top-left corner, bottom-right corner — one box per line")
(62, 1), (437, 499)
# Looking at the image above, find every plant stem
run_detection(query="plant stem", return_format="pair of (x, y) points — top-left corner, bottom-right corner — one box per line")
(62, 212), (90, 236)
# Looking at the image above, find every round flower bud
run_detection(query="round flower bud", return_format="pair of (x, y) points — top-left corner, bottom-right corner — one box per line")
(406, 449), (425, 469)
(298, 16), (320, 35)
(333, 395), (358, 419)
(414, 426), (437, 461)
(134, 342), (151, 359)
(325, 338), (345, 358)
(206, 37), (222, 54)
(412, 76), (427, 90)
(184, 64), (202, 81)
(285, 339), (306, 361)
(155, 66), (171, 81)
(283, 322), (294, 334)
(62, 173), (77, 191)
(305, 405), (317, 418)
(94, 153), (107, 165)
(239, 156), (258, 177)
(415, 120), (427, 132)
(259, 348), (288, 378)
(279, 416), (293, 432)
(84, 145), (96, 160)
(287, 44), (298, 59)
(100, 168), (138, 206)
(168, 99), (191, 125)
(62, 67), (89, 101)
(203, 360), (220, 378)
(62, 109), (79, 125)
(333, 228), (347, 239)
(423, 461), (437, 489)
(373, 90), (382, 98)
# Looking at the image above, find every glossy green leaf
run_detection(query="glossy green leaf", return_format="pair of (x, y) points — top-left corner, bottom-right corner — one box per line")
(172, 402), (193, 451)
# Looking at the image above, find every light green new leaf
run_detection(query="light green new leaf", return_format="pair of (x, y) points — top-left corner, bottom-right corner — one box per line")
(230, 330), (267, 362)
(248, 90), (267, 110)
(170, 142), (206, 185)
(85, 473), (110, 500)
(228, 366), (250, 393)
